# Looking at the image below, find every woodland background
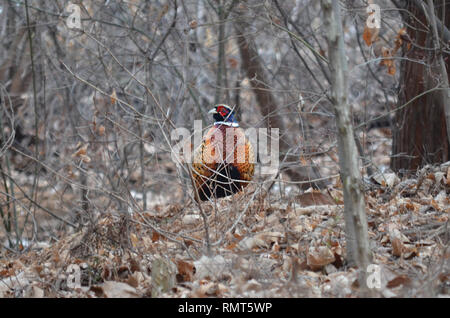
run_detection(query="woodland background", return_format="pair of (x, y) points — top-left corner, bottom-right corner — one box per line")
(0, 0), (449, 298)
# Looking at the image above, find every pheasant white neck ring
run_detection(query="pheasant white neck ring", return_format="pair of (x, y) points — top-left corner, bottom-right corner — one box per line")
(214, 121), (239, 127)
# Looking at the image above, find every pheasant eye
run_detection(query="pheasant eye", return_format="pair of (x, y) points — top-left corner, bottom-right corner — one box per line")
(218, 107), (228, 116)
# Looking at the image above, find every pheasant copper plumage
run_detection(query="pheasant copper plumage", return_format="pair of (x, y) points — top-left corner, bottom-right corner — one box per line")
(192, 105), (255, 201)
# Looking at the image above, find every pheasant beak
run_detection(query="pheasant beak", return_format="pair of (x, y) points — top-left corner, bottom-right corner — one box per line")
(208, 108), (218, 114)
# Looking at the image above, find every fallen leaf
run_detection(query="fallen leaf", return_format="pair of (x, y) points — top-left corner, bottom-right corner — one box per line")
(79, 154), (91, 163)
(372, 172), (400, 188)
(31, 285), (44, 298)
(189, 20), (198, 29)
(307, 246), (335, 271)
(391, 237), (404, 257)
(296, 191), (335, 206)
(72, 144), (88, 158)
(182, 214), (201, 225)
(152, 231), (161, 242)
(99, 281), (139, 298)
(228, 57), (238, 69)
(194, 255), (227, 280)
(98, 125), (106, 136)
(238, 232), (282, 250)
(387, 275), (411, 288)
(127, 275), (139, 288)
(363, 25), (379, 46)
(110, 89), (118, 105)
(176, 260), (195, 283)
(387, 64), (396, 76)
(225, 241), (238, 250)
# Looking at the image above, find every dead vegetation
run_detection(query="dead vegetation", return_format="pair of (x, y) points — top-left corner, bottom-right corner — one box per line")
(1, 160), (448, 298)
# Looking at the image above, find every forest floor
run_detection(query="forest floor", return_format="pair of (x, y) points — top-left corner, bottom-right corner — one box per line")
(0, 128), (449, 298)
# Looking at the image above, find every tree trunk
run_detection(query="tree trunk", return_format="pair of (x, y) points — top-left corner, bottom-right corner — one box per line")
(321, 0), (371, 290)
(391, 1), (450, 173)
(234, 23), (326, 189)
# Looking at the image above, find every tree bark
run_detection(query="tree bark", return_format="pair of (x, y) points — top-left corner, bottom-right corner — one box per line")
(234, 22), (326, 189)
(391, 0), (450, 173)
(234, 27), (289, 148)
(426, 0), (450, 143)
(321, 0), (371, 289)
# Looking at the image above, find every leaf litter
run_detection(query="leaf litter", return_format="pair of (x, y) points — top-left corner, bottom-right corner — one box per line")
(0, 162), (449, 298)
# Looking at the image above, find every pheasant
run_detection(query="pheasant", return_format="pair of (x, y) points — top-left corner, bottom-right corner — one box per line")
(192, 104), (255, 201)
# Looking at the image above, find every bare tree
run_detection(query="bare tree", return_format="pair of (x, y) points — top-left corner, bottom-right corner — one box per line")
(321, 0), (371, 289)
(234, 13), (326, 190)
(427, 0), (450, 142)
(391, 0), (450, 173)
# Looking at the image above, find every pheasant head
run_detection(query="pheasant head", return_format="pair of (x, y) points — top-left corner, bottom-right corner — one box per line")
(208, 104), (239, 127)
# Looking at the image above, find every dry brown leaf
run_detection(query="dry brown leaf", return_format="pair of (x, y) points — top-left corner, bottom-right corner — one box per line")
(176, 260), (195, 283)
(225, 241), (238, 250)
(127, 275), (139, 288)
(363, 25), (379, 46)
(307, 246), (335, 271)
(373, 172), (400, 188)
(296, 191), (335, 206)
(272, 241), (280, 252)
(228, 57), (239, 69)
(391, 237), (404, 257)
(130, 233), (139, 248)
(193, 281), (222, 297)
(33, 285), (45, 298)
(129, 258), (140, 273)
(238, 232), (283, 250)
(110, 89), (117, 105)
(79, 154), (91, 163)
(270, 15), (281, 26)
(387, 64), (396, 76)
(72, 144), (88, 158)
(387, 275), (411, 288)
(332, 251), (344, 268)
(98, 125), (106, 136)
(393, 28), (407, 54)
(379, 47), (396, 76)
(194, 255), (227, 280)
(397, 27), (407, 37)
(99, 281), (139, 298)
(0, 269), (9, 278)
(233, 233), (243, 240)
(299, 155), (308, 166)
(189, 20), (198, 29)
(430, 199), (440, 211)
(182, 214), (201, 225)
(403, 247), (418, 260)
(319, 49), (326, 59)
(151, 231), (161, 242)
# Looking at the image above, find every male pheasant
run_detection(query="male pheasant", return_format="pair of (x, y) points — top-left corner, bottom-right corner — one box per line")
(192, 104), (254, 201)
